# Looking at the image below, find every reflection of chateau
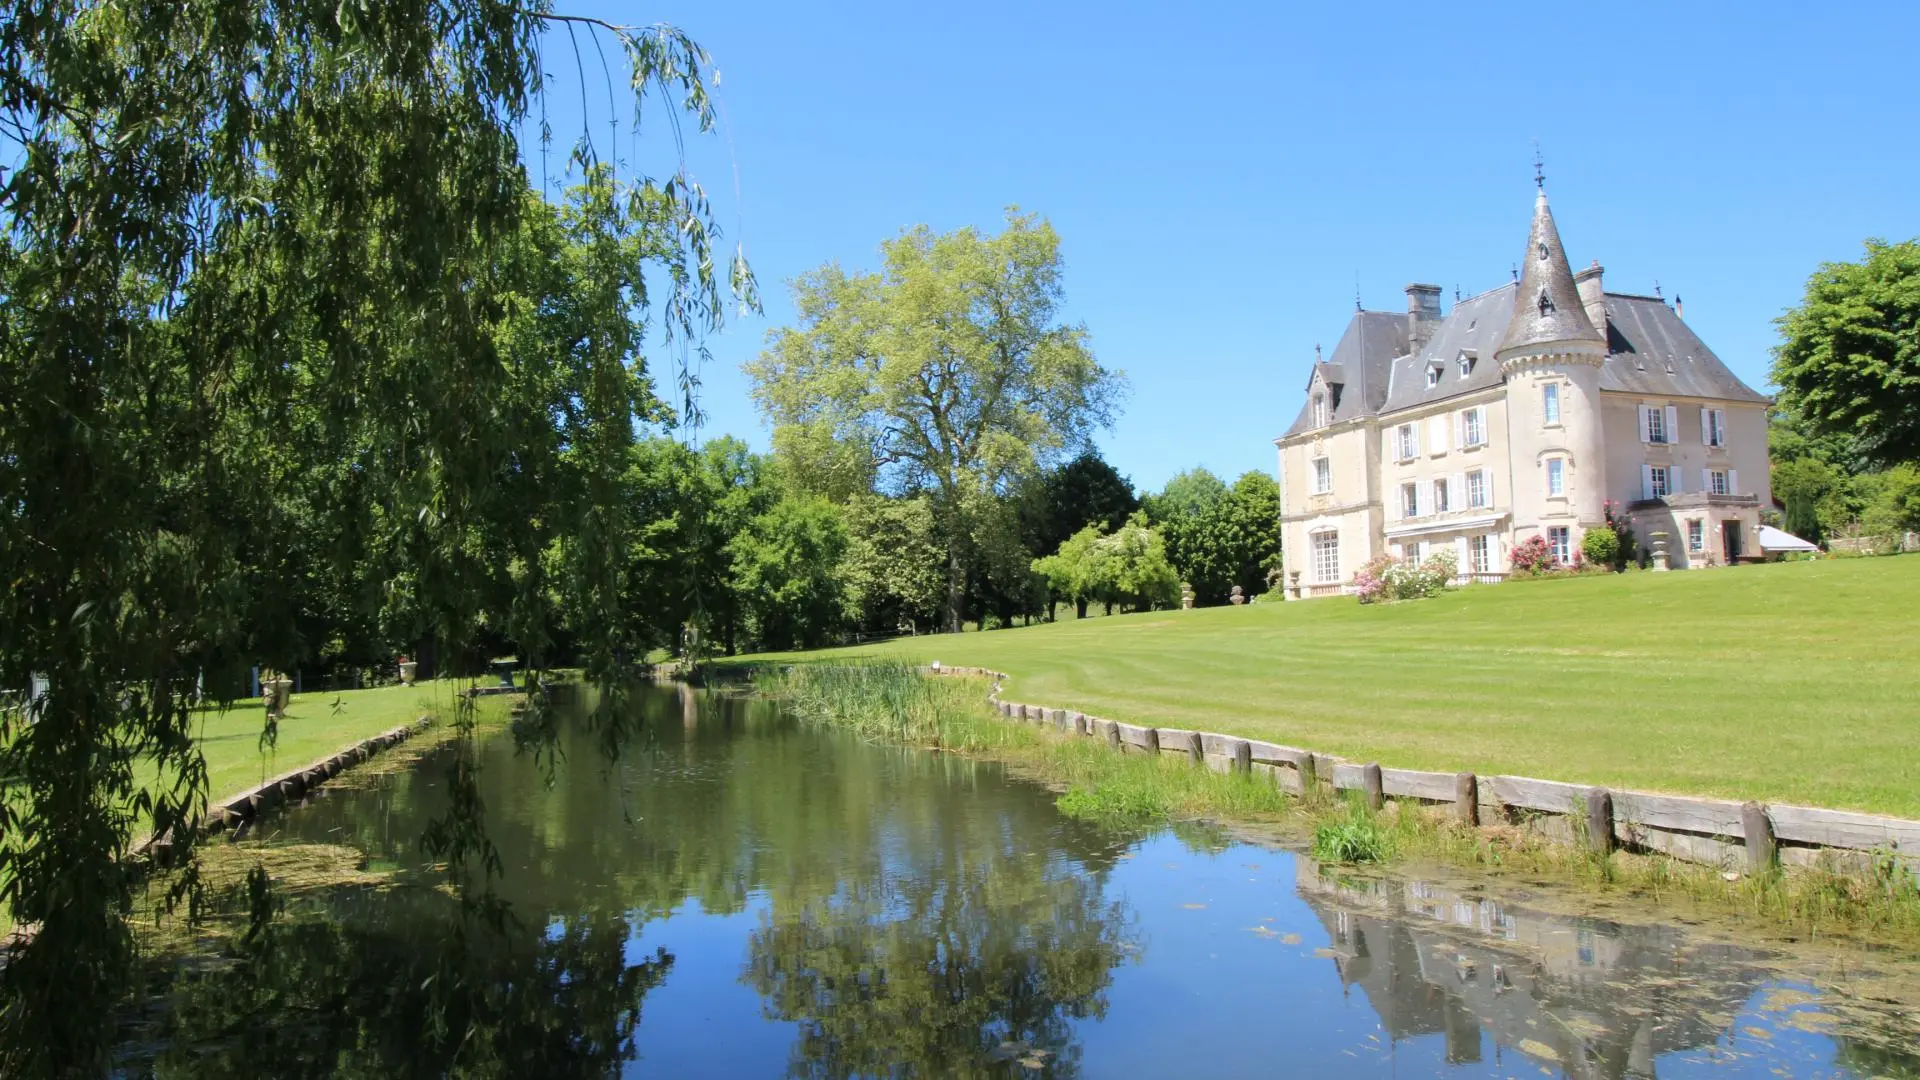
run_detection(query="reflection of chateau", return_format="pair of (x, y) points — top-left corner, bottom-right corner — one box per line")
(1295, 861), (1763, 1078)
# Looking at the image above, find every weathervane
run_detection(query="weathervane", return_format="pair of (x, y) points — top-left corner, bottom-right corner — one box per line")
(1533, 140), (1544, 188)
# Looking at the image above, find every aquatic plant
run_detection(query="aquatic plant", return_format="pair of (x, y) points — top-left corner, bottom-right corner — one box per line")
(1311, 804), (1391, 864)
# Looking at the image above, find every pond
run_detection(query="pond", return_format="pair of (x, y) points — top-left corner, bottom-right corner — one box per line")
(128, 686), (1920, 1077)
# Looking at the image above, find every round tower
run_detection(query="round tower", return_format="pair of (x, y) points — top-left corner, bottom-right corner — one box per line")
(1496, 187), (1608, 561)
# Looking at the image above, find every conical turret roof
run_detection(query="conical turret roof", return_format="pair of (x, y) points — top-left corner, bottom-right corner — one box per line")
(1496, 188), (1604, 359)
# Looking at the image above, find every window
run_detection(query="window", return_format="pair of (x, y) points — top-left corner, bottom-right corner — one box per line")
(1457, 353), (1474, 377)
(1396, 423), (1418, 462)
(1432, 478), (1450, 514)
(1311, 456), (1332, 495)
(1461, 407), (1485, 447)
(1649, 465), (1671, 498)
(1547, 526), (1571, 565)
(1313, 393), (1328, 427)
(1688, 519), (1705, 553)
(1426, 364), (1442, 388)
(1546, 457), (1565, 497)
(1401, 481), (1418, 519)
(1468, 534), (1491, 574)
(1703, 407), (1726, 447)
(1709, 469), (1730, 496)
(1643, 404), (1671, 444)
(1311, 531), (1340, 584)
(1466, 469), (1489, 509)
(1542, 382), (1561, 426)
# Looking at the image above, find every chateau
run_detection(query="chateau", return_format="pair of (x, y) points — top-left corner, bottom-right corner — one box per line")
(1275, 186), (1771, 596)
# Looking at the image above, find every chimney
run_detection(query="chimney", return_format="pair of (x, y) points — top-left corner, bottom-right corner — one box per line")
(1573, 262), (1606, 342)
(1405, 283), (1443, 353)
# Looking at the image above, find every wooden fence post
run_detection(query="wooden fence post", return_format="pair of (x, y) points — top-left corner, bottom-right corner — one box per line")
(1232, 740), (1252, 776)
(1143, 728), (1160, 754)
(1184, 732), (1203, 766)
(1104, 722), (1120, 750)
(1455, 772), (1478, 826)
(1586, 789), (1615, 855)
(1743, 801), (1776, 873)
(1362, 764), (1384, 812)
(1299, 754), (1317, 794)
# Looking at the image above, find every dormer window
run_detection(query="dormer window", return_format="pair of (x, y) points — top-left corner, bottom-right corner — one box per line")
(1536, 288), (1555, 316)
(1312, 393), (1328, 427)
(1426, 363), (1442, 389)
(1457, 351), (1475, 377)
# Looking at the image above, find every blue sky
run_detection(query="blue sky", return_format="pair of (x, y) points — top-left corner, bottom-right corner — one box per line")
(537, 1), (1918, 493)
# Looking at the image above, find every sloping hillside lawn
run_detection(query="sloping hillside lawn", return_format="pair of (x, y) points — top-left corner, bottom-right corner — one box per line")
(734, 558), (1920, 818)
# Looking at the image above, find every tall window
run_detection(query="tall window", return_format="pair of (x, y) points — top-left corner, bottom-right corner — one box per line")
(1396, 423), (1418, 461)
(1312, 393), (1328, 427)
(1432, 478), (1450, 513)
(1401, 481), (1418, 519)
(1546, 457), (1565, 497)
(1688, 519), (1705, 552)
(1468, 534), (1491, 574)
(1311, 457), (1331, 495)
(1461, 407), (1486, 447)
(1547, 526), (1571, 565)
(1466, 469), (1489, 509)
(1704, 408), (1726, 447)
(1644, 405), (1670, 444)
(1312, 531), (1340, 584)
(1542, 382), (1561, 426)
(1709, 469), (1730, 496)
(1650, 465), (1671, 499)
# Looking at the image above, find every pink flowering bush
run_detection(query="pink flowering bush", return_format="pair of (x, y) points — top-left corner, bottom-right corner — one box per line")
(1509, 534), (1556, 574)
(1354, 548), (1457, 603)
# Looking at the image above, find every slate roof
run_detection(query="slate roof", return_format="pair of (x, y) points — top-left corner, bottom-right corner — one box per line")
(1597, 294), (1769, 402)
(1497, 189), (1605, 357)
(1280, 311), (1409, 438)
(1380, 284), (1518, 413)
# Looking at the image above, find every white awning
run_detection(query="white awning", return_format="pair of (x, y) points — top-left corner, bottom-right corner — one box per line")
(1756, 524), (1819, 552)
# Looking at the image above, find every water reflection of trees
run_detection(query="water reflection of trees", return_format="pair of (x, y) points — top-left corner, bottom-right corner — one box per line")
(132, 888), (670, 1077)
(745, 851), (1130, 1079)
(156, 687), (1138, 1075)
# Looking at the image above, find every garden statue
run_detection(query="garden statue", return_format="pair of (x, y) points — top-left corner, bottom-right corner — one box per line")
(1180, 583), (1194, 610)
(261, 670), (293, 720)
(398, 655), (418, 686)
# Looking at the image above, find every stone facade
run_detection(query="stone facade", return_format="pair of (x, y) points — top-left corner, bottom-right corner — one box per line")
(1276, 188), (1771, 596)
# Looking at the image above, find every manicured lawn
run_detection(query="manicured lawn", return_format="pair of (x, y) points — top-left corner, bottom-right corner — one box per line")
(731, 557), (1920, 818)
(188, 680), (467, 804)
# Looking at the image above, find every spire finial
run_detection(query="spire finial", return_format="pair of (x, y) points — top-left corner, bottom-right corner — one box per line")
(1314, 342), (1323, 362)
(1533, 140), (1544, 189)
(1354, 271), (1362, 312)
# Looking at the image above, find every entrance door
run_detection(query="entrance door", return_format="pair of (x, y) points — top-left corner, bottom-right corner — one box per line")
(1722, 520), (1743, 563)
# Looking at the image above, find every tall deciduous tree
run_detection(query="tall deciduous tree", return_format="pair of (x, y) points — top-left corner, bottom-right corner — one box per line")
(1772, 238), (1920, 466)
(749, 211), (1122, 632)
(1144, 469), (1282, 604)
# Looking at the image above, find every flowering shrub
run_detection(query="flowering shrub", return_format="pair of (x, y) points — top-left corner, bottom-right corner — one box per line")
(1509, 533), (1556, 574)
(1354, 548), (1456, 603)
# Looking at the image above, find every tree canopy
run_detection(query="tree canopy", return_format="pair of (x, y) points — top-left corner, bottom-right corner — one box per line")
(1143, 469), (1282, 604)
(1772, 238), (1920, 467)
(749, 211), (1123, 631)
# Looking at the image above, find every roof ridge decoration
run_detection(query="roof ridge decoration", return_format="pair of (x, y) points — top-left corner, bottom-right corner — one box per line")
(1495, 188), (1604, 365)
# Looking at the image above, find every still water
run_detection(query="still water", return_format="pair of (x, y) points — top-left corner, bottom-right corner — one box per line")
(146, 687), (1920, 1077)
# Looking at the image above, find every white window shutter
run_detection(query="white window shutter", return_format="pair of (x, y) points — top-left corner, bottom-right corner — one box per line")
(1382, 429), (1392, 462)
(1730, 469), (1739, 495)
(1454, 536), (1469, 573)
(1411, 422), (1422, 457)
(1451, 472), (1464, 509)
(1485, 471), (1496, 508)
(1699, 407), (1710, 445)
(1701, 468), (1711, 494)
(1641, 464), (1653, 500)
(1637, 405), (1649, 442)
(1664, 405), (1679, 445)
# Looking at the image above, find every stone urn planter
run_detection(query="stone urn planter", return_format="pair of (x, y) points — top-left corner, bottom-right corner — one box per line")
(1229, 585), (1246, 605)
(1650, 531), (1671, 572)
(398, 660), (418, 686)
(263, 676), (293, 719)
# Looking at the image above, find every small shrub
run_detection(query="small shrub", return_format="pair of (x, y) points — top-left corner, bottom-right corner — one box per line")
(1581, 526), (1618, 567)
(1353, 548), (1455, 604)
(1509, 533), (1555, 574)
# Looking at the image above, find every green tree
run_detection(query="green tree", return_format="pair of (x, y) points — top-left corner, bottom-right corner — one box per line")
(1033, 514), (1179, 617)
(1772, 238), (1920, 466)
(1016, 451), (1140, 565)
(1143, 469), (1282, 604)
(0, 8), (750, 1067)
(749, 211), (1122, 632)
(731, 492), (851, 652)
(838, 495), (947, 636)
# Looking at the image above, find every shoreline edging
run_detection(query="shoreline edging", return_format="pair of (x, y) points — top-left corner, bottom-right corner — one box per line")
(927, 664), (1918, 879)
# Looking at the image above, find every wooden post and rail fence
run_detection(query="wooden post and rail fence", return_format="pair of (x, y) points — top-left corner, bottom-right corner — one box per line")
(929, 665), (1918, 879)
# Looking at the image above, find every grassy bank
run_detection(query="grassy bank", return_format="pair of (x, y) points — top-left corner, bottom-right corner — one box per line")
(757, 662), (1920, 944)
(730, 557), (1920, 817)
